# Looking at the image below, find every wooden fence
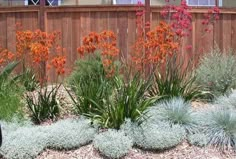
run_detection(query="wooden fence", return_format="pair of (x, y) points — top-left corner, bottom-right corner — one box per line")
(0, 5), (236, 81)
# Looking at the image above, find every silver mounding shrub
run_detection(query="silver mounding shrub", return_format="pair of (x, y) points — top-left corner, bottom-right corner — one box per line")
(0, 117), (97, 159)
(196, 47), (236, 97)
(147, 97), (198, 134)
(134, 122), (185, 150)
(46, 118), (97, 149)
(199, 108), (236, 150)
(93, 129), (133, 158)
(0, 126), (47, 159)
(187, 133), (208, 147)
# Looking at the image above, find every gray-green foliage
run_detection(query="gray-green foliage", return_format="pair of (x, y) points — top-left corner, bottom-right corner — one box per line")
(214, 91), (236, 109)
(0, 117), (97, 159)
(198, 108), (236, 150)
(134, 122), (185, 150)
(196, 47), (236, 97)
(187, 133), (208, 147)
(93, 129), (133, 159)
(121, 119), (185, 150)
(147, 97), (198, 134)
(46, 118), (97, 149)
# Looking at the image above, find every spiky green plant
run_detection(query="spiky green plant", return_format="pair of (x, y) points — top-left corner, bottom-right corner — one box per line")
(91, 74), (157, 129)
(66, 53), (114, 117)
(196, 47), (236, 97)
(25, 85), (60, 124)
(148, 54), (207, 102)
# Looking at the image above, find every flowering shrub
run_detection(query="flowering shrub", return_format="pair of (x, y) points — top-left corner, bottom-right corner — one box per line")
(77, 31), (119, 77)
(15, 29), (67, 123)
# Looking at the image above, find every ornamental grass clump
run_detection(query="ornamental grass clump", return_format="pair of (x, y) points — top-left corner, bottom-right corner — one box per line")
(147, 97), (199, 134)
(148, 55), (208, 102)
(198, 108), (236, 150)
(196, 47), (236, 97)
(93, 129), (133, 158)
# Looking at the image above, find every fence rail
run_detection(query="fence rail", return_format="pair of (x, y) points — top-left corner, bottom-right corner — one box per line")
(0, 5), (236, 81)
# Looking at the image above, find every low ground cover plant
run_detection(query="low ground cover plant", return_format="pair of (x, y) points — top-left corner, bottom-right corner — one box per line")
(0, 117), (97, 159)
(93, 129), (133, 158)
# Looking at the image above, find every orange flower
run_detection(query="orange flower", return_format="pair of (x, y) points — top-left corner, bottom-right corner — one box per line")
(77, 30), (119, 77)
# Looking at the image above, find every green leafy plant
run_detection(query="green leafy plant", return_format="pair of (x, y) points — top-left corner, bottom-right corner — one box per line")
(93, 129), (133, 158)
(25, 85), (60, 124)
(196, 47), (236, 97)
(21, 68), (39, 92)
(0, 62), (24, 121)
(147, 97), (199, 134)
(67, 53), (113, 117)
(99, 74), (157, 129)
(148, 54), (208, 102)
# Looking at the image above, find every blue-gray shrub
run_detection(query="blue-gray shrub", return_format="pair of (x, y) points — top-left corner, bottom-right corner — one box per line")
(146, 97), (199, 134)
(134, 122), (185, 150)
(93, 129), (133, 158)
(121, 120), (185, 150)
(197, 107), (236, 150)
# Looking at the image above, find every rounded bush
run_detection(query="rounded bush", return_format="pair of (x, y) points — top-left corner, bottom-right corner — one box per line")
(93, 129), (133, 158)
(134, 122), (185, 150)
(0, 126), (47, 159)
(198, 108), (236, 150)
(147, 97), (199, 134)
(46, 118), (97, 149)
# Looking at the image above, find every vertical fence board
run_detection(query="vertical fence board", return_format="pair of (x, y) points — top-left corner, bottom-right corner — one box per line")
(117, 12), (128, 59)
(0, 6), (235, 81)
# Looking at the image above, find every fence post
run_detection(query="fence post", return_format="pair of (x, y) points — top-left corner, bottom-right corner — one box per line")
(39, 0), (46, 82)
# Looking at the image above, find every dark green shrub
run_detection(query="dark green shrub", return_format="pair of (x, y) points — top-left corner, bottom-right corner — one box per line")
(67, 53), (113, 117)
(196, 47), (236, 97)
(25, 85), (60, 124)
(97, 74), (157, 129)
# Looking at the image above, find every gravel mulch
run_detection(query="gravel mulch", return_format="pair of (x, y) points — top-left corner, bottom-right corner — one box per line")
(37, 142), (236, 159)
